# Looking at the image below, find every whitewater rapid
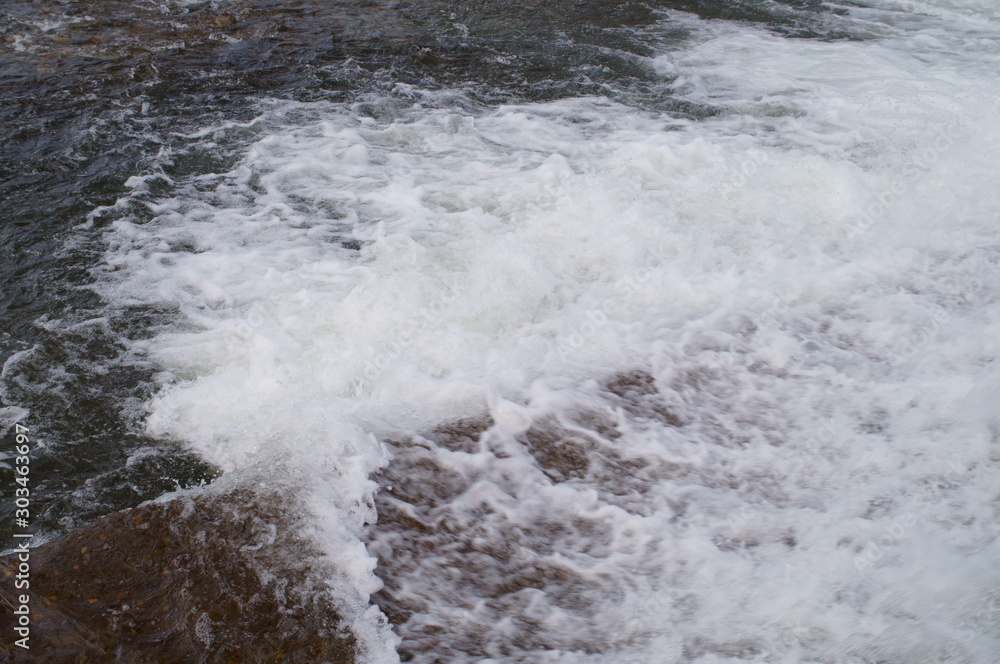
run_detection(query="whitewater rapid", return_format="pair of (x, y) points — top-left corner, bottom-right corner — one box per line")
(93, 1), (1000, 662)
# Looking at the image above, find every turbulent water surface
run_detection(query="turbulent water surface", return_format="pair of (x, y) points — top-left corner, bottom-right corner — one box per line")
(2, 0), (1000, 662)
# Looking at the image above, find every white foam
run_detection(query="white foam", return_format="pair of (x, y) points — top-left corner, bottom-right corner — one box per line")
(97, 1), (1000, 661)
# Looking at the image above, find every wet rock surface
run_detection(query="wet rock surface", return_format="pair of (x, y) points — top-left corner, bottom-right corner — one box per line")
(0, 487), (354, 663)
(367, 370), (687, 661)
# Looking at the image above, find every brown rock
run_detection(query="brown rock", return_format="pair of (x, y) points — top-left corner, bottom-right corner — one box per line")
(212, 14), (237, 28)
(1, 487), (354, 663)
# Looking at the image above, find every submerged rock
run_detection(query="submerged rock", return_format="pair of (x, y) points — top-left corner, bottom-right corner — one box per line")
(0, 487), (354, 663)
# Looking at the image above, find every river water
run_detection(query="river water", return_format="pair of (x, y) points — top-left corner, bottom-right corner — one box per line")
(2, 0), (999, 662)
